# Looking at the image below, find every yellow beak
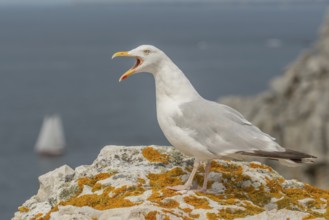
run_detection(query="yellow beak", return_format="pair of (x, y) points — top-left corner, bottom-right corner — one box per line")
(112, 51), (131, 59)
(112, 51), (140, 82)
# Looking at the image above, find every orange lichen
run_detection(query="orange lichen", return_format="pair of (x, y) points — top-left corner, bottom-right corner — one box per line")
(217, 208), (252, 220)
(138, 178), (146, 185)
(112, 185), (145, 197)
(60, 185), (135, 210)
(18, 206), (29, 212)
(147, 167), (185, 189)
(30, 213), (43, 220)
(196, 192), (225, 201)
(148, 188), (179, 209)
(160, 199), (179, 209)
(39, 205), (58, 220)
(205, 161), (279, 208)
(142, 146), (169, 164)
(207, 161), (272, 207)
(275, 183), (329, 218)
(210, 161), (253, 189)
(210, 161), (243, 174)
(60, 184), (145, 211)
(194, 171), (327, 219)
(184, 195), (211, 209)
(194, 172), (214, 189)
(200, 191), (264, 216)
(189, 213), (200, 218)
(92, 183), (103, 192)
(180, 207), (201, 219)
(37, 172), (146, 218)
(249, 162), (273, 172)
(35, 213), (43, 217)
(266, 177), (284, 198)
(181, 207), (193, 213)
(302, 215), (318, 220)
(207, 207), (259, 220)
(112, 185), (129, 196)
(77, 172), (113, 194)
(145, 211), (158, 220)
(95, 173), (112, 181)
(162, 209), (184, 218)
(207, 212), (218, 220)
(20, 158), (329, 220)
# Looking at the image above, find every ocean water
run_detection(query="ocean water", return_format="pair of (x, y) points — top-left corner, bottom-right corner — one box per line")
(1, 2), (328, 219)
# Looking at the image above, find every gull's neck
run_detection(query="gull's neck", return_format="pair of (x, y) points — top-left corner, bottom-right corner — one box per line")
(152, 56), (202, 104)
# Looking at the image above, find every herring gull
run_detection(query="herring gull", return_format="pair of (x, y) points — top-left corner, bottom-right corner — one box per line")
(112, 45), (316, 191)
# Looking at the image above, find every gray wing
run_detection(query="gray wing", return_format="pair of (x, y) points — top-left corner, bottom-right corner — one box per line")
(174, 99), (281, 156)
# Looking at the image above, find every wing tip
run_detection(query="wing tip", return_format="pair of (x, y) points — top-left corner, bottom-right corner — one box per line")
(236, 149), (317, 167)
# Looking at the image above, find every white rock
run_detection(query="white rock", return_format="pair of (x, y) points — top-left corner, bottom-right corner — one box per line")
(36, 165), (74, 202)
(13, 145), (329, 220)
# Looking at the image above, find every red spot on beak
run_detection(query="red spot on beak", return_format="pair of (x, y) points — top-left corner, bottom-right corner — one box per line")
(122, 75), (128, 80)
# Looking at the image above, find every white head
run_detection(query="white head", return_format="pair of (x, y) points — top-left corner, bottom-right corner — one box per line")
(112, 45), (166, 81)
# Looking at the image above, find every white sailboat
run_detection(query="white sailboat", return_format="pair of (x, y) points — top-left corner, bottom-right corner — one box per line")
(35, 115), (66, 156)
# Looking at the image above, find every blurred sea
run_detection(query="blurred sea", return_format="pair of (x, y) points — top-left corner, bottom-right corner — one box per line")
(1, 2), (328, 219)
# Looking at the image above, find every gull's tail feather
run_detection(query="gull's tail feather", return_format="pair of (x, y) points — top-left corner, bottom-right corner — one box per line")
(238, 149), (316, 167)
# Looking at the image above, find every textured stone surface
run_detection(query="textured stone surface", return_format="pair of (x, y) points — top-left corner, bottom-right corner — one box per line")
(220, 11), (329, 189)
(13, 145), (329, 220)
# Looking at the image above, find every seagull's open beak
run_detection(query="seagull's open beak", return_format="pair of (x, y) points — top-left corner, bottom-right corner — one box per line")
(112, 51), (144, 82)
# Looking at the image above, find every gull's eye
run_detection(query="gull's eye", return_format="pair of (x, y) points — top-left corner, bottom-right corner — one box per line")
(143, 49), (151, 55)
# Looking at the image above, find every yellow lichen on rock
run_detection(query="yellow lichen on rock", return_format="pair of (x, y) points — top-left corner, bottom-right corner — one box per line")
(144, 211), (159, 220)
(184, 195), (211, 209)
(198, 192), (264, 219)
(77, 172), (113, 194)
(147, 167), (185, 189)
(210, 160), (242, 174)
(13, 146), (329, 220)
(194, 172), (214, 189)
(60, 185), (137, 210)
(180, 207), (200, 219)
(218, 207), (253, 220)
(159, 199), (180, 209)
(207, 207), (260, 220)
(18, 206), (29, 213)
(147, 188), (179, 207)
(138, 177), (146, 184)
(34, 213), (43, 218)
(92, 183), (102, 192)
(40, 205), (58, 220)
(210, 160), (249, 185)
(142, 146), (169, 164)
(249, 162), (273, 172)
(277, 184), (329, 218)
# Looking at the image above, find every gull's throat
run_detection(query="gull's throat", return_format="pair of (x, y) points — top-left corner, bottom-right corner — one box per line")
(132, 57), (143, 70)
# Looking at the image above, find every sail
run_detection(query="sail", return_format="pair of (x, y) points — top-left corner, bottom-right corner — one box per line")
(35, 115), (66, 156)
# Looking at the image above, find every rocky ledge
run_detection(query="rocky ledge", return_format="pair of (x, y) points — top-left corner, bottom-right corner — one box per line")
(220, 11), (329, 188)
(13, 145), (329, 220)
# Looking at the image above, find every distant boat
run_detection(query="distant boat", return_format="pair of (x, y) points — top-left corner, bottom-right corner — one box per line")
(35, 115), (66, 156)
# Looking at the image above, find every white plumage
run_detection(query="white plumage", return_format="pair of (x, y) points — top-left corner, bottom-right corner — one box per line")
(113, 45), (316, 191)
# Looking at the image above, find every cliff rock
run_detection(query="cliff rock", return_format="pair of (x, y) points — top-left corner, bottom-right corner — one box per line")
(220, 12), (329, 189)
(13, 145), (329, 220)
